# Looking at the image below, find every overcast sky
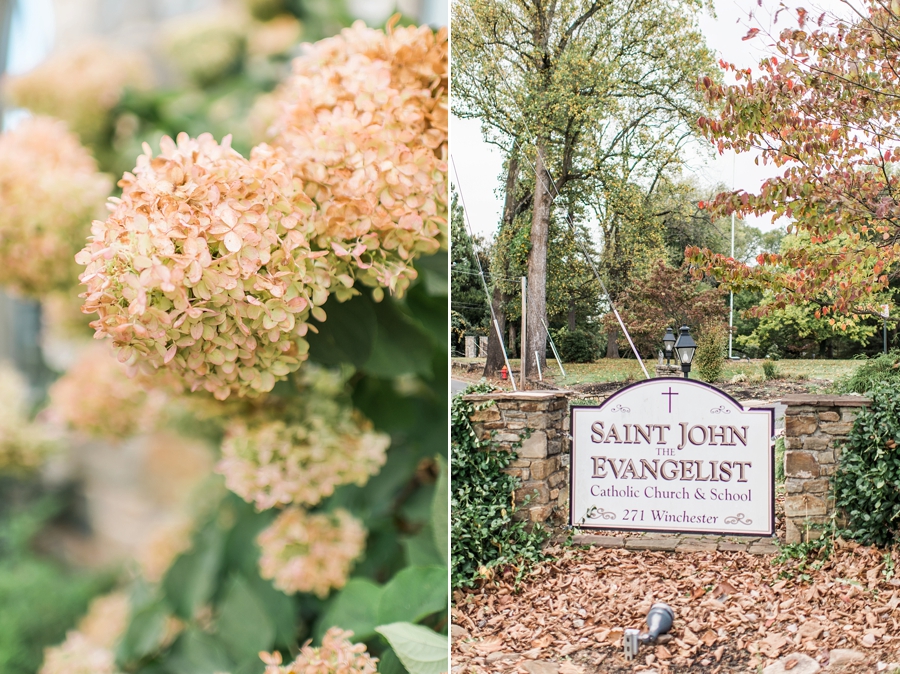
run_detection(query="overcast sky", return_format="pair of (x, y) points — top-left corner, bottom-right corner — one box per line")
(450, 0), (855, 238)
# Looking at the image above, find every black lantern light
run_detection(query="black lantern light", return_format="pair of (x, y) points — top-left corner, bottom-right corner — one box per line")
(674, 325), (696, 378)
(662, 327), (676, 365)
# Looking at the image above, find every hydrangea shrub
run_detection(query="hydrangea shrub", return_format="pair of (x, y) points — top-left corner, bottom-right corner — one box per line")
(0, 118), (111, 296)
(51, 20), (449, 674)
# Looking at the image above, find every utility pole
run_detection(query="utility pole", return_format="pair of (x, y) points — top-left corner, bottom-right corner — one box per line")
(728, 154), (735, 360)
(521, 276), (527, 388)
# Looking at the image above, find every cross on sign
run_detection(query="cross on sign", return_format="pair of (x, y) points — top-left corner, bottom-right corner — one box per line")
(662, 386), (678, 413)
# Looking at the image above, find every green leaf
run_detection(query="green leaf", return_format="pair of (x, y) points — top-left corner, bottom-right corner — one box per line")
(316, 578), (383, 641)
(116, 600), (170, 663)
(414, 251), (448, 296)
(432, 456), (448, 561)
(377, 647), (409, 674)
(167, 629), (234, 674)
(363, 300), (433, 378)
(375, 623), (448, 674)
(377, 566), (447, 625)
(401, 526), (444, 567)
(307, 291), (377, 368)
(216, 575), (275, 661)
(163, 523), (225, 620)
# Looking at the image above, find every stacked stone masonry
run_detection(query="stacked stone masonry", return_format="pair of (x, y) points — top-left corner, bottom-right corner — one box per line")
(463, 391), (570, 524)
(781, 394), (871, 544)
(462, 389), (870, 550)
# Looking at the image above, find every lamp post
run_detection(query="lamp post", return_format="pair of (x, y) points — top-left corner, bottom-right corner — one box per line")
(662, 327), (676, 366)
(674, 325), (697, 379)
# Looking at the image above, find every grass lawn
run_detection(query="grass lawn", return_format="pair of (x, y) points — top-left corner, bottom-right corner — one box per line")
(453, 357), (864, 387)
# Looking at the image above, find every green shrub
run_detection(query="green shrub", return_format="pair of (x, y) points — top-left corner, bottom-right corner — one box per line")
(836, 351), (900, 394)
(555, 327), (600, 363)
(0, 498), (115, 674)
(775, 435), (785, 484)
(762, 359), (781, 380)
(451, 383), (549, 589)
(694, 325), (727, 383)
(832, 381), (900, 547)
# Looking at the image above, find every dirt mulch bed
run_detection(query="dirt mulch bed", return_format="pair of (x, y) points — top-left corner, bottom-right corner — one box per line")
(567, 379), (829, 402)
(452, 540), (900, 673)
(452, 364), (830, 404)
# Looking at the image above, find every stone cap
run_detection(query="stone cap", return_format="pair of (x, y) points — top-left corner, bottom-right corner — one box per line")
(780, 394), (871, 407)
(463, 390), (572, 401)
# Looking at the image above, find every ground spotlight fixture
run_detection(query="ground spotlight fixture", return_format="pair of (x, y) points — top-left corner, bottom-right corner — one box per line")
(642, 603), (674, 644)
(662, 327), (676, 366)
(623, 603), (674, 660)
(674, 325), (696, 379)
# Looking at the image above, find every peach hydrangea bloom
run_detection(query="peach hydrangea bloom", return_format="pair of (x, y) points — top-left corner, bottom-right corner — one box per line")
(0, 364), (55, 473)
(76, 593), (131, 650)
(217, 366), (389, 509)
(0, 117), (111, 296)
(137, 516), (194, 583)
(6, 43), (150, 147)
(40, 592), (131, 674)
(271, 20), (448, 299)
(77, 133), (354, 400)
(39, 633), (121, 674)
(260, 628), (378, 674)
(48, 344), (165, 440)
(257, 508), (365, 597)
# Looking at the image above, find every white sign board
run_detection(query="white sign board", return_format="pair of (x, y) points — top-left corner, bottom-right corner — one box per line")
(570, 379), (774, 536)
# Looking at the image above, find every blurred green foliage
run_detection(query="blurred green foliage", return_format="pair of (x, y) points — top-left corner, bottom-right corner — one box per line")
(0, 495), (116, 674)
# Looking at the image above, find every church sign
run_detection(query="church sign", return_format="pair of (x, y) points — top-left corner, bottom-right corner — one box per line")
(570, 379), (774, 536)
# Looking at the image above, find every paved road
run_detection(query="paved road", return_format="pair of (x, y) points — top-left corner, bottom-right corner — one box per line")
(451, 379), (468, 396)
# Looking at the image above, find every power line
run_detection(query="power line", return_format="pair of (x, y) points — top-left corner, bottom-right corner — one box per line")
(451, 156), (519, 390)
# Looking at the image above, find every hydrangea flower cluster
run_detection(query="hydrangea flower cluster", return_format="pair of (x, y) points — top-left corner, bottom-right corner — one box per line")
(39, 633), (121, 674)
(39, 592), (131, 674)
(261, 628), (378, 674)
(77, 133), (357, 400)
(217, 366), (389, 509)
(0, 364), (54, 474)
(163, 12), (247, 87)
(48, 345), (165, 440)
(0, 117), (111, 296)
(257, 508), (365, 597)
(6, 44), (150, 147)
(270, 20), (448, 298)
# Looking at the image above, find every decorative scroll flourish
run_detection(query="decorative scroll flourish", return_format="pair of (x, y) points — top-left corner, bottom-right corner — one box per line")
(586, 507), (616, 521)
(609, 404), (631, 413)
(724, 513), (753, 525)
(710, 406), (731, 414)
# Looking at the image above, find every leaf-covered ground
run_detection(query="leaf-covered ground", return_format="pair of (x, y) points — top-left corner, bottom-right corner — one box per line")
(452, 540), (900, 673)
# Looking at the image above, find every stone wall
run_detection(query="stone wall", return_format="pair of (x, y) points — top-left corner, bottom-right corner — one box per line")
(463, 389), (873, 544)
(463, 391), (570, 524)
(781, 394), (871, 544)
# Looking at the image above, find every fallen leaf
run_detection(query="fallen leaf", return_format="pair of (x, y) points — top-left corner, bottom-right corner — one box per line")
(701, 630), (718, 647)
(474, 637), (504, 654)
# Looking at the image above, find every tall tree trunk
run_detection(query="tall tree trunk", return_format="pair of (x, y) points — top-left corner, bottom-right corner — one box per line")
(483, 287), (507, 376)
(606, 327), (620, 359)
(483, 150), (519, 378)
(567, 299), (576, 331)
(525, 143), (552, 381)
(509, 323), (517, 359)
